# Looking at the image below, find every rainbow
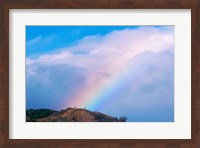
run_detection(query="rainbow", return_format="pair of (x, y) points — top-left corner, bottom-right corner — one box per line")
(63, 47), (161, 111)
(64, 64), (129, 111)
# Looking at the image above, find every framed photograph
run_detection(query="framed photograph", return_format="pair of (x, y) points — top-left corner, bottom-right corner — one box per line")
(0, 0), (199, 148)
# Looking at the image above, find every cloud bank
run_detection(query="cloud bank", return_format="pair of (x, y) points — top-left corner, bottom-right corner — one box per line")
(26, 26), (174, 121)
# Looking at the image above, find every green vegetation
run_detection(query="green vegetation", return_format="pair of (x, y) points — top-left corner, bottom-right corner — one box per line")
(119, 117), (127, 122)
(26, 108), (57, 122)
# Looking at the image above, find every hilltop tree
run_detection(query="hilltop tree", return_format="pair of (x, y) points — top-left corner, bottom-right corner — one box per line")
(119, 117), (127, 122)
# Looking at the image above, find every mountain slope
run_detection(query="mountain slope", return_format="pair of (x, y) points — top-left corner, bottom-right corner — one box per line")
(26, 108), (127, 122)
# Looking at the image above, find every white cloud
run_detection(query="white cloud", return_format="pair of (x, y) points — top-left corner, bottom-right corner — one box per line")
(97, 50), (174, 121)
(27, 26), (174, 75)
(27, 35), (55, 49)
(27, 35), (42, 47)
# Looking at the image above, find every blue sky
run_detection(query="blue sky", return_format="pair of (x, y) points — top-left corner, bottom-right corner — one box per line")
(26, 26), (174, 122)
(26, 26), (139, 56)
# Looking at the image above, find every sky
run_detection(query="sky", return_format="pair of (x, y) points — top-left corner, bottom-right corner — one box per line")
(26, 26), (174, 122)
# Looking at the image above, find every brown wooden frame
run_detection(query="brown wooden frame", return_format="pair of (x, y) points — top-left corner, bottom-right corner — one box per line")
(0, 0), (199, 148)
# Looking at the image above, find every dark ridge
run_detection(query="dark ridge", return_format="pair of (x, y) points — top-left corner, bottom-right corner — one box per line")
(26, 108), (127, 122)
